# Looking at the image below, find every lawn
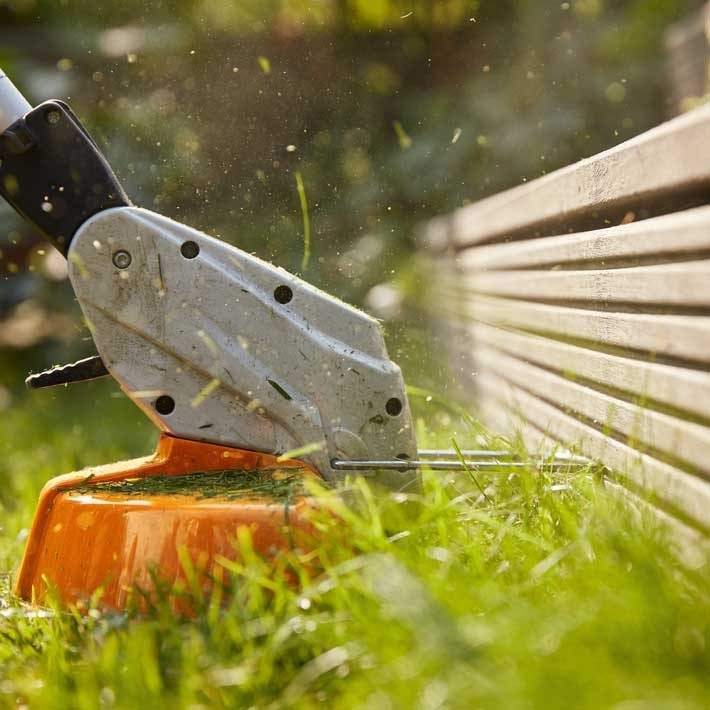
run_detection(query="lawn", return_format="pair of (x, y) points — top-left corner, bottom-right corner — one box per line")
(0, 370), (708, 709)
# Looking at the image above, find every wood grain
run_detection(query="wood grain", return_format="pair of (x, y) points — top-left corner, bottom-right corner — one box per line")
(469, 322), (710, 421)
(457, 206), (710, 271)
(448, 103), (710, 248)
(466, 260), (710, 306)
(468, 295), (710, 363)
(474, 344), (710, 477)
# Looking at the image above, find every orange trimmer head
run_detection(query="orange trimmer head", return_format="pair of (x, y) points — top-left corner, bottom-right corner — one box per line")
(15, 435), (321, 609)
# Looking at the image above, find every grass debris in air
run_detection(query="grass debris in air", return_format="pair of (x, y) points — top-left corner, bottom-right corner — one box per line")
(295, 170), (311, 271)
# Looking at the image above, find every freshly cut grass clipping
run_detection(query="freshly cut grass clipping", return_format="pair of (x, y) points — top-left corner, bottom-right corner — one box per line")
(393, 120), (412, 149)
(295, 170), (311, 271)
(276, 441), (325, 463)
(190, 377), (220, 408)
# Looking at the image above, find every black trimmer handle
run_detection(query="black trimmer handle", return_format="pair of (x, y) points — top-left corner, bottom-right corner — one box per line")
(0, 70), (129, 255)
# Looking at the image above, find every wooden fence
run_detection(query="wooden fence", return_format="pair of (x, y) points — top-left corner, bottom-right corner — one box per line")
(419, 103), (710, 540)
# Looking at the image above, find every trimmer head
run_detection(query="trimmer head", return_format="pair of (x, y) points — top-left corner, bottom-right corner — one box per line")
(1, 66), (589, 610)
(0, 67), (412, 609)
(15, 435), (320, 609)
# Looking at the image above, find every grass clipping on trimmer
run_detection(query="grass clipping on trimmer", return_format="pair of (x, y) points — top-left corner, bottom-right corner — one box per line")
(69, 468), (310, 502)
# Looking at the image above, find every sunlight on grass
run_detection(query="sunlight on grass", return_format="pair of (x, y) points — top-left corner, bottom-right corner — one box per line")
(0, 382), (708, 708)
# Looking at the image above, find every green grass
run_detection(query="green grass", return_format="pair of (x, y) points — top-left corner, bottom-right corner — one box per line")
(69, 467), (309, 502)
(0, 376), (708, 709)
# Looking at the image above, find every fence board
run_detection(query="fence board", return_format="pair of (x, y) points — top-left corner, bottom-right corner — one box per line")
(458, 206), (710, 271)
(466, 260), (710, 307)
(468, 295), (710, 363)
(469, 322), (710, 421)
(474, 345), (710, 477)
(448, 103), (710, 248)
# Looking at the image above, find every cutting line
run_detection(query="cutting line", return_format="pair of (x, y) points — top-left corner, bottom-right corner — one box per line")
(332, 458), (592, 472)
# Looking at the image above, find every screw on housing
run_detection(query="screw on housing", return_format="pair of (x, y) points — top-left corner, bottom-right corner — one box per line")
(112, 250), (132, 269)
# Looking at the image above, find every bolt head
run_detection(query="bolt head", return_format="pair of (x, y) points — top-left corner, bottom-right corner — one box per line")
(112, 250), (132, 269)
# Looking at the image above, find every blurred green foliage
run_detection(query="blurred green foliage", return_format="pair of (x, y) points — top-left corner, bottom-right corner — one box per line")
(0, 0), (704, 381)
(0, 6), (707, 706)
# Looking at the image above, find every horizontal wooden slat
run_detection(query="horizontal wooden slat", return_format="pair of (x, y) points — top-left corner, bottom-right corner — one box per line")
(469, 322), (710, 422)
(475, 373), (710, 530)
(447, 103), (710, 248)
(462, 260), (710, 310)
(467, 295), (710, 363)
(467, 259), (710, 307)
(474, 345), (710, 477)
(457, 206), (710, 271)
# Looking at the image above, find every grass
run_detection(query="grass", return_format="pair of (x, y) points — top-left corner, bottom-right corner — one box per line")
(0, 374), (708, 709)
(70, 467), (308, 502)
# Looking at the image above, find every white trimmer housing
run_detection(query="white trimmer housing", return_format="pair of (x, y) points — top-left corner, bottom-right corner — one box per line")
(0, 70), (30, 132)
(67, 207), (417, 485)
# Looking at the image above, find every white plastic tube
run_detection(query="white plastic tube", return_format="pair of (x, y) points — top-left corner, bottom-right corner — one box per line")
(0, 68), (31, 132)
